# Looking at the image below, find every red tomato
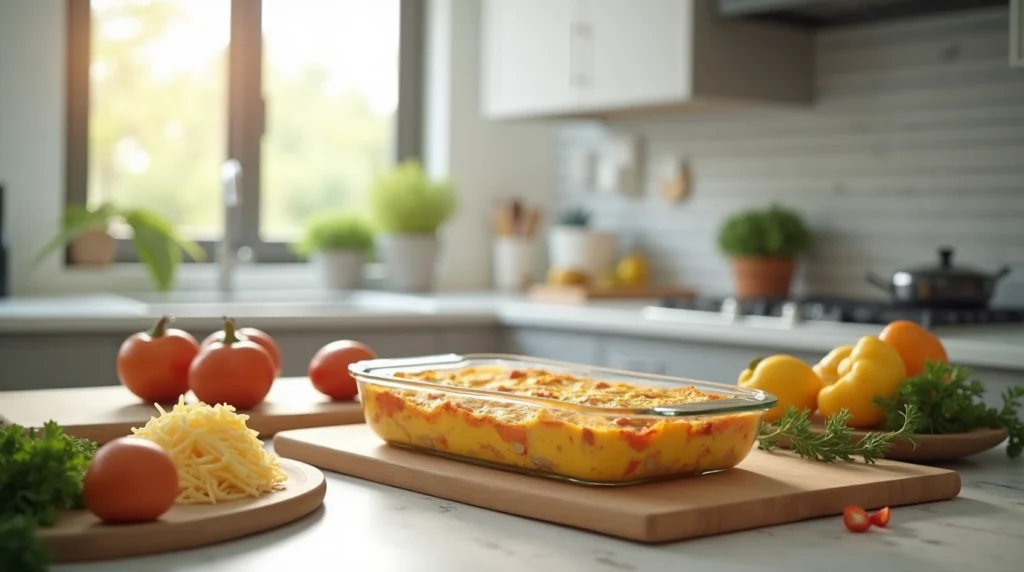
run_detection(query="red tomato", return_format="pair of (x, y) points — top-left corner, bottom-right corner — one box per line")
(189, 318), (276, 409)
(869, 506), (891, 527)
(842, 505), (872, 533)
(83, 437), (179, 524)
(202, 326), (281, 377)
(308, 340), (376, 400)
(116, 316), (200, 403)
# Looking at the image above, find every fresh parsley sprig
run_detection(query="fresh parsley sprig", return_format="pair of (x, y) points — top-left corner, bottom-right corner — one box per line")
(0, 421), (99, 572)
(0, 421), (97, 525)
(875, 361), (1024, 459)
(758, 404), (919, 464)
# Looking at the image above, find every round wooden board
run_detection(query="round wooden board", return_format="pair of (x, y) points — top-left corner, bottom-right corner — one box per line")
(777, 424), (1009, 462)
(38, 459), (326, 564)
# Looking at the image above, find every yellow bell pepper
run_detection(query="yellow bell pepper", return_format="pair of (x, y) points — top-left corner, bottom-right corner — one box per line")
(738, 355), (824, 423)
(813, 345), (853, 385)
(816, 336), (907, 429)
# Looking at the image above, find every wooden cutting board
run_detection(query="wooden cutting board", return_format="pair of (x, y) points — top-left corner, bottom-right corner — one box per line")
(0, 378), (365, 444)
(40, 459), (326, 563)
(273, 424), (962, 543)
(528, 283), (696, 304)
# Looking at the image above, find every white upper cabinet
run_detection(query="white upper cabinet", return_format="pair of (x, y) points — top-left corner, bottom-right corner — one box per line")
(480, 0), (579, 118)
(480, 0), (814, 120)
(581, 0), (688, 111)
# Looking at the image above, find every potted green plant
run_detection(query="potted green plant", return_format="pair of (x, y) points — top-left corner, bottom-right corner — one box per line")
(716, 203), (813, 299)
(368, 161), (456, 292)
(34, 202), (204, 292)
(292, 211), (375, 290)
(547, 206), (619, 281)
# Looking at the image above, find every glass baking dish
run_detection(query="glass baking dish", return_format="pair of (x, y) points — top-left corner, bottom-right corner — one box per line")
(348, 353), (777, 486)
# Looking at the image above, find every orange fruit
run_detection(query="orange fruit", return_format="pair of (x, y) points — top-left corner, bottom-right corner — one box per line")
(878, 320), (948, 377)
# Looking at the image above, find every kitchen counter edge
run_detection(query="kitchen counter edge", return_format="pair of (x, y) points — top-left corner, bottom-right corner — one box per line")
(3, 294), (1024, 371)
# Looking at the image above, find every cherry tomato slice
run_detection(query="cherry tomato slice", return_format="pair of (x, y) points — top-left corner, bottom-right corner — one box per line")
(869, 506), (891, 528)
(843, 505), (871, 533)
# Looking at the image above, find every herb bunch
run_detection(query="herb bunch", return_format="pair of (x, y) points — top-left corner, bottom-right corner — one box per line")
(875, 361), (1024, 459)
(0, 515), (50, 572)
(0, 421), (99, 572)
(758, 404), (920, 464)
(0, 421), (98, 525)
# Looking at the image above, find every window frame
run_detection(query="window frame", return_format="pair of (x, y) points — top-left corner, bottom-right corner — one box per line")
(64, 0), (424, 265)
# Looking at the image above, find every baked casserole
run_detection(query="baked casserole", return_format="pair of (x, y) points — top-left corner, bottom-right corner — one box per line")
(354, 357), (774, 485)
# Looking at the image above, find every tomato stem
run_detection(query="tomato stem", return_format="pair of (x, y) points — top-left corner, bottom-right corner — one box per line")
(148, 315), (174, 338)
(748, 357), (763, 371)
(221, 317), (241, 345)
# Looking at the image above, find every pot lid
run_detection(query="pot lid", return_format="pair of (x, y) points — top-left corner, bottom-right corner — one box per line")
(900, 247), (993, 280)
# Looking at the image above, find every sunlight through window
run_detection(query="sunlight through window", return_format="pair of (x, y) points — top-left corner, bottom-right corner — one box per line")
(88, 0), (230, 239)
(259, 0), (400, 242)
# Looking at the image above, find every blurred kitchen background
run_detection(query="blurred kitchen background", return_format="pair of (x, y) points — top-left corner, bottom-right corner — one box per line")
(552, 2), (1024, 305)
(2, 0), (1024, 392)
(1, 0), (1021, 304)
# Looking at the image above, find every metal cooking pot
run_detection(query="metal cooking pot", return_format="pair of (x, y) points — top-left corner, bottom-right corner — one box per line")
(866, 246), (1011, 309)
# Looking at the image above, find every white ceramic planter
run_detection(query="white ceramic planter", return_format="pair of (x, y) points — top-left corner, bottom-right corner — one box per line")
(312, 250), (366, 290)
(547, 226), (620, 279)
(376, 233), (439, 292)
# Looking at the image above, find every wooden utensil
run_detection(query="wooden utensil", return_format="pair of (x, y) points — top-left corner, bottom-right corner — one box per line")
(510, 199), (523, 232)
(39, 459), (326, 563)
(521, 206), (542, 238)
(274, 424), (961, 544)
(492, 204), (517, 237)
(0, 377), (365, 444)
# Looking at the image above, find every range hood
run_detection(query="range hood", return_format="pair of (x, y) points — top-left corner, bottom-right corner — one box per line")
(716, 0), (1008, 27)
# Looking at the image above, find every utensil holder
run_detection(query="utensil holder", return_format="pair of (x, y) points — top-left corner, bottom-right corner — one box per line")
(493, 236), (535, 292)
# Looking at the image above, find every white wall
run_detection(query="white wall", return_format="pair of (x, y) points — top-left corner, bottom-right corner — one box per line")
(556, 7), (1024, 305)
(0, 0), (68, 297)
(0, 0), (556, 296)
(425, 0), (557, 290)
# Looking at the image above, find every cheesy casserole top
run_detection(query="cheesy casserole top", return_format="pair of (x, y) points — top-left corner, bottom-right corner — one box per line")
(392, 366), (730, 409)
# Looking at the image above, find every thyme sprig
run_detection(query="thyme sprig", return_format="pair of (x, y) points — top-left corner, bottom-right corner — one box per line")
(757, 404), (920, 464)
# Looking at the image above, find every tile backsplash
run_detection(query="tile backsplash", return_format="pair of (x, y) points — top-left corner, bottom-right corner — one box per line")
(555, 7), (1024, 304)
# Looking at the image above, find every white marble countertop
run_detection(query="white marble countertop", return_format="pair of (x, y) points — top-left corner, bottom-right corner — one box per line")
(53, 444), (1024, 572)
(3, 290), (1024, 371)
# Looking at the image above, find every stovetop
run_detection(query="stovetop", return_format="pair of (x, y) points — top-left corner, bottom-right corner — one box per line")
(655, 296), (1024, 329)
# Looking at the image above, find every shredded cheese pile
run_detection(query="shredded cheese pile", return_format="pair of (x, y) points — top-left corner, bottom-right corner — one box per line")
(131, 397), (288, 505)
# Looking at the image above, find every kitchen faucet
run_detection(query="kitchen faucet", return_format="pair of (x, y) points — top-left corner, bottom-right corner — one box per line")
(218, 159), (243, 294)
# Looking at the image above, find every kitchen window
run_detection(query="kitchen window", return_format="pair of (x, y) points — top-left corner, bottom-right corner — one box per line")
(64, 0), (424, 264)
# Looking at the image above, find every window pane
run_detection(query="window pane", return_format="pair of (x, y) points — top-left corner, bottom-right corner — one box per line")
(260, 0), (400, 241)
(88, 0), (229, 239)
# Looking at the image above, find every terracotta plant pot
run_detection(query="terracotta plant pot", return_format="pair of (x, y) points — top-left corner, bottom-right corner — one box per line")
(731, 257), (796, 299)
(70, 227), (116, 267)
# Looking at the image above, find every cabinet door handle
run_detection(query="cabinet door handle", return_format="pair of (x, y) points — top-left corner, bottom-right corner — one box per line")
(570, 22), (580, 87)
(578, 22), (592, 87)
(569, 21), (591, 88)
(1013, 0), (1024, 68)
